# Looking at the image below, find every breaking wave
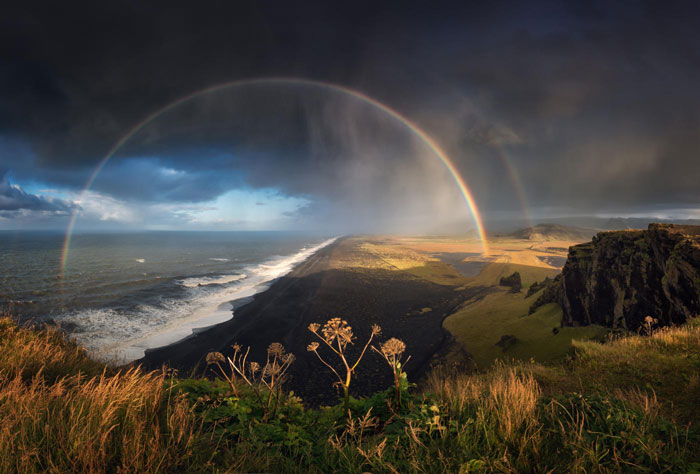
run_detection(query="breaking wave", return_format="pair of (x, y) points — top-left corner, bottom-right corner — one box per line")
(64, 237), (337, 363)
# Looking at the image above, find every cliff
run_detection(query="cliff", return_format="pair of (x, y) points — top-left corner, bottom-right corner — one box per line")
(532, 224), (700, 330)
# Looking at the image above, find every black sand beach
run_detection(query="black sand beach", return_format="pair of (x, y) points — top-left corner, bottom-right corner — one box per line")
(142, 237), (486, 405)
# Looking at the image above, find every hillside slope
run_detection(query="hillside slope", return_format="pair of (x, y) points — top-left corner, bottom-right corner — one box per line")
(506, 223), (598, 241)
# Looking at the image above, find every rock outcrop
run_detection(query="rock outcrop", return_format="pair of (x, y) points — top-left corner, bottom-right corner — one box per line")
(495, 334), (518, 351)
(499, 271), (522, 293)
(532, 224), (700, 330)
(528, 274), (562, 314)
(526, 276), (553, 298)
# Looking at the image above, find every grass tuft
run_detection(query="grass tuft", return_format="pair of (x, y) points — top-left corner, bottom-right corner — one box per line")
(0, 315), (204, 473)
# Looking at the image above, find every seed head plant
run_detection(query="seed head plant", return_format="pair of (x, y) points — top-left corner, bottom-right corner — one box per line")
(373, 337), (410, 407)
(206, 351), (239, 397)
(307, 318), (381, 416)
(640, 315), (659, 336)
(207, 341), (294, 421)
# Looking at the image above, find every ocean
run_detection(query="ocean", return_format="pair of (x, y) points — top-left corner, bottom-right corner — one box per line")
(0, 231), (335, 362)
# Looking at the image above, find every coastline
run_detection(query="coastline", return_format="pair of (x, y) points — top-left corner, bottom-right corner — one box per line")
(141, 237), (484, 405)
(88, 237), (338, 363)
(140, 236), (341, 371)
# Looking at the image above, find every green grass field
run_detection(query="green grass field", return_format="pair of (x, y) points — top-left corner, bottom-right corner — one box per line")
(466, 261), (558, 287)
(444, 261), (608, 368)
(445, 292), (608, 368)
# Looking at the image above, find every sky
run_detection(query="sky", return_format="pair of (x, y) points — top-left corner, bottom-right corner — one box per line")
(2, 0), (700, 233)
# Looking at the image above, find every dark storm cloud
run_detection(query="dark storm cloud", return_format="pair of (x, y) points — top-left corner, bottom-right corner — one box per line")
(1, 0), (700, 222)
(371, 0), (700, 214)
(0, 173), (75, 214)
(0, 0), (374, 165)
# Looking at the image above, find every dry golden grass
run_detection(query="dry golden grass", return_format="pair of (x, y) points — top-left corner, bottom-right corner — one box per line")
(0, 316), (205, 473)
(567, 319), (700, 423)
(355, 235), (575, 290)
(423, 358), (691, 472)
(426, 363), (541, 442)
(0, 317), (105, 383)
(0, 369), (201, 473)
(393, 235), (582, 271)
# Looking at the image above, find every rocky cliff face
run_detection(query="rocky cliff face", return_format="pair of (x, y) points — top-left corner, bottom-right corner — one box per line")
(534, 224), (700, 330)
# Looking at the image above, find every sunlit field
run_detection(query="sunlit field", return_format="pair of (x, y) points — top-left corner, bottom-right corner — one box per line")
(354, 235), (608, 368)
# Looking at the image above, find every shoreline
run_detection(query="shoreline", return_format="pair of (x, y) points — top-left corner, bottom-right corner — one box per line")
(141, 237), (485, 405)
(139, 237), (342, 371)
(187, 293), (256, 335)
(90, 237), (338, 363)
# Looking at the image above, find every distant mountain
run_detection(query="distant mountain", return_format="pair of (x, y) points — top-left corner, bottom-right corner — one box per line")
(504, 223), (598, 241)
(484, 217), (700, 234)
(543, 216), (700, 231)
(599, 217), (700, 230)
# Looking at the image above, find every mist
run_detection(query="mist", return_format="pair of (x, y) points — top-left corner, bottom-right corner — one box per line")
(113, 85), (473, 233)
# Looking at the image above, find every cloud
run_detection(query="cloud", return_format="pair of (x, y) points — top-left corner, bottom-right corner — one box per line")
(83, 158), (239, 203)
(0, 173), (76, 214)
(71, 190), (137, 223)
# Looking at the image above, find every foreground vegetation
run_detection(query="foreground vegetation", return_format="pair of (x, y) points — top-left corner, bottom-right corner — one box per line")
(1, 314), (699, 473)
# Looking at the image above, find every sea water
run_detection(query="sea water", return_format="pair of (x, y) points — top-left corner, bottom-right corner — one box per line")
(0, 231), (335, 362)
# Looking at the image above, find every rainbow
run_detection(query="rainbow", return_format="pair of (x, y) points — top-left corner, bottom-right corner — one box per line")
(61, 78), (489, 276)
(494, 146), (533, 229)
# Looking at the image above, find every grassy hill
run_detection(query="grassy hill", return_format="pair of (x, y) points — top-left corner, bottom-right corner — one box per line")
(505, 223), (599, 241)
(439, 252), (607, 368)
(1, 313), (698, 473)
